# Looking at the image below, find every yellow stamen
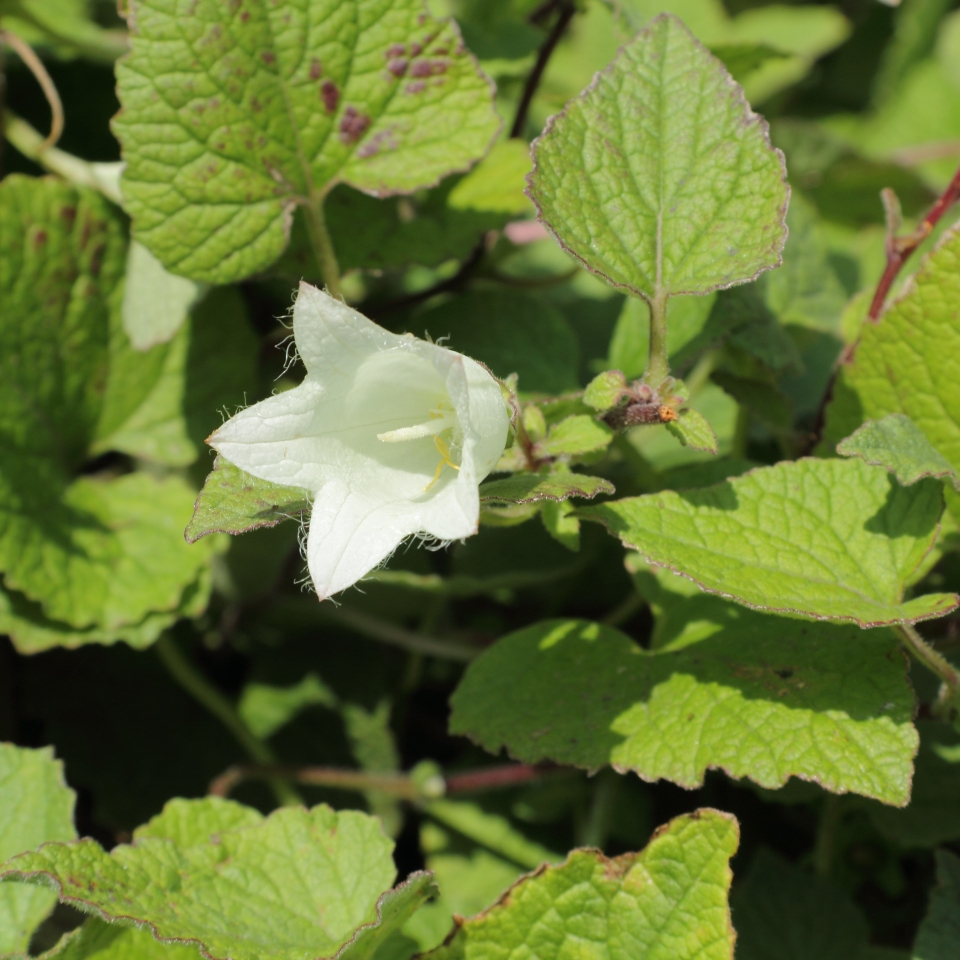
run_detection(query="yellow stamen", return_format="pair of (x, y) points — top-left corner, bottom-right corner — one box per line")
(424, 435), (461, 491)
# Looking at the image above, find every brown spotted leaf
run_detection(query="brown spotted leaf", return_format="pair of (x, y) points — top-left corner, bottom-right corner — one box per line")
(114, 0), (501, 283)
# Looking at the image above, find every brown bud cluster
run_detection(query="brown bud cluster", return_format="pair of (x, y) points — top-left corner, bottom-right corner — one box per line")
(603, 401), (677, 429)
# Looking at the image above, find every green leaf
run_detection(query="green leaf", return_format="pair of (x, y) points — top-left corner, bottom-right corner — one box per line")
(583, 371), (627, 412)
(1, 798), (436, 960)
(413, 291), (580, 395)
(825, 43), (960, 190)
(0, 470), (217, 633)
(447, 140), (532, 216)
(121, 240), (207, 351)
(238, 673), (338, 739)
(93, 288), (260, 467)
(422, 810), (738, 960)
(536, 416), (614, 458)
(479, 473), (613, 505)
(450, 618), (917, 804)
(540, 500), (580, 551)
(0, 569), (211, 656)
(186, 456), (312, 543)
(403, 837), (523, 953)
(732, 848), (870, 960)
(0, 175), (125, 470)
(761, 193), (848, 333)
(41, 918), (201, 960)
(838, 415), (960, 491)
(610, 0), (850, 104)
(911, 850), (960, 960)
(666, 408), (719, 454)
(0, 745), (76, 956)
(423, 800), (559, 870)
(342, 699), (403, 838)
(114, 0), (501, 283)
(708, 42), (788, 82)
(866, 721), (960, 848)
(580, 457), (956, 627)
(527, 14), (788, 301)
(822, 227), (960, 469)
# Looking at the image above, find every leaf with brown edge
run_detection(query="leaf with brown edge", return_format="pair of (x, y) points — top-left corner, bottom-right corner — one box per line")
(0, 798), (436, 960)
(479, 473), (614, 506)
(579, 457), (956, 627)
(421, 810), (739, 960)
(186, 456), (311, 543)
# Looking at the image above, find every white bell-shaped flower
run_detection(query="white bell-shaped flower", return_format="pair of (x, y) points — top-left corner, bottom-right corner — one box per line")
(209, 282), (510, 600)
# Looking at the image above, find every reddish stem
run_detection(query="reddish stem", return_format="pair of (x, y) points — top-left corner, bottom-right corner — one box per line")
(209, 761), (556, 800)
(868, 162), (960, 321)
(445, 763), (554, 793)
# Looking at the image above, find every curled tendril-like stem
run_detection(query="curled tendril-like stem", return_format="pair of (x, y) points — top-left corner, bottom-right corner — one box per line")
(0, 30), (64, 151)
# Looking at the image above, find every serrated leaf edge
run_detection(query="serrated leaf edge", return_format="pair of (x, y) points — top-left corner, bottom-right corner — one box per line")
(429, 810), (739, 950)
(2, 850), (433, 960)
(479, 476), (615, 505)
(450, 618), (919, 803)
(836, 418), (960, 492)
(524, 13), (790, 302)
(577, 457), (958, 628)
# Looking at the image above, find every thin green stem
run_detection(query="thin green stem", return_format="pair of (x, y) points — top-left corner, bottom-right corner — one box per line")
(320, 605), (481, 661)
(813, 794), (843, 878)
(644, 292), (670, 388)
(896, 623), (960, 717)
(579, 769), (619, 850)
(155, 635), (302, 806)
(3, 111), (122, 203)
(303, 194), (342, 299)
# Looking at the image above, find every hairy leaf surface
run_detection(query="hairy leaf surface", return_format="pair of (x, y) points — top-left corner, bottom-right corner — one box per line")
(114, 0), (500, 283)
(527, 14), (788, 300)
(822, 227), (960, 464)
(423, 810), (739, 960)
(450, 619), (916, 804)
(0, 745), (76, 956)
(581, 458), (955, 626)
(1, 798), (435, 960)
(838, 415), (960, 491)
(186, 456), (311, 543)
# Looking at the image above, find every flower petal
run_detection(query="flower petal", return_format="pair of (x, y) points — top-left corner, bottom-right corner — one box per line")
(293, 282), (408, 376)
(307, 477), (477, 599)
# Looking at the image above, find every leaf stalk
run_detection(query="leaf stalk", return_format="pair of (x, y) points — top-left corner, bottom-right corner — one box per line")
(209, 761), (554, 801)
(155, 634), (302, 806)
(895, 622), (960, 718)
(302, 194), (342, 299)
(644, 291), (670, 388)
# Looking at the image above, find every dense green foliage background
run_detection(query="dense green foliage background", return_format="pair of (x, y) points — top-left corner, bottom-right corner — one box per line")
(3, 0), (960, 957)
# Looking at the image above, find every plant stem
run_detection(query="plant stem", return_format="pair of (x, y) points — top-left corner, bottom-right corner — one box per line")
(510, 1), (576, 138)
(813, 794), (843, 877)
(155, 635), (302, 806)
(209, 761), (551, 800)
(302, 193), (342, 299)
(644, 292), (670, 388)
(1, 30), (63, 150)
(3, 111), (122, 203)
(579, 769), (619, 850)
(896, 623), (960, 717)
(320, 605), (482, 661)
